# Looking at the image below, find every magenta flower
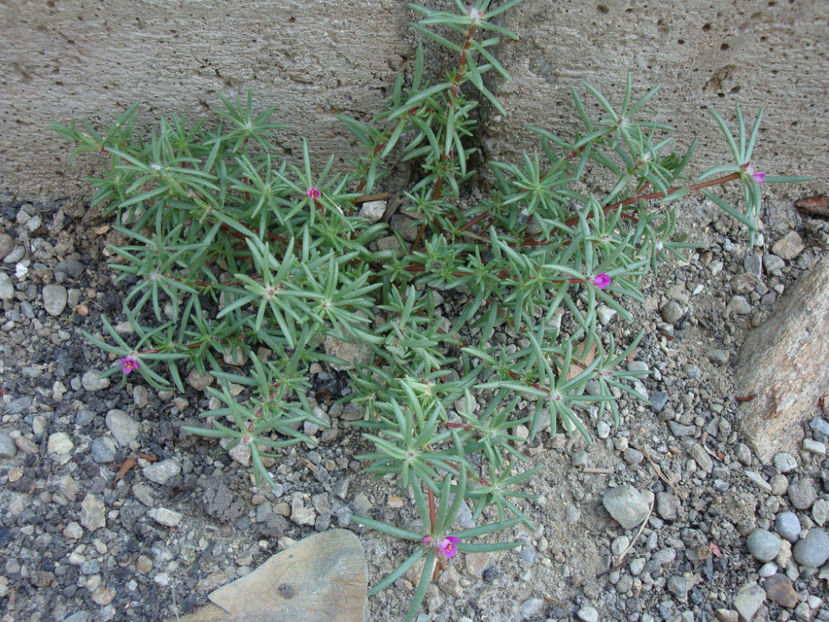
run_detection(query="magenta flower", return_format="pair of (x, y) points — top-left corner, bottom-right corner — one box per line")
(423, 534), (460, 558)
(306, 186), (320, 199)
(119, 355), (140, 375)
(593, 273), (611, 289)
(743, 164), (765, 186)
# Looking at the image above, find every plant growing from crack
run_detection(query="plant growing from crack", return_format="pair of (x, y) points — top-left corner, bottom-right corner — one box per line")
(50, 1), (810, 618)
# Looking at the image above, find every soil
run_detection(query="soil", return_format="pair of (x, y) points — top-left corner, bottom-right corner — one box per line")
(0, 189), (828, 622)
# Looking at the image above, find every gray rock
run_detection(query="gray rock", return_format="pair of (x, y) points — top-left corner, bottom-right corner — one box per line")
(358, 200), (386, 223)
(596, 420), (610, 439)
(47, 432), (74, 455)
(706, 349), (730, 365)
(810, 417), (829, 437)
(774, 452), (798, 473)
(0, 272), (13, 300)
(746, 529), (782, 562)
(352, 493), (371, 517)
(55, 257), (85, 278)
(813, 498), (829, 526)
(775, 512), (802, 543)
(3, 245), (24, 263)
(667, 574), (694, 600)
(603, 485), (650, 529)
(90, 437), (117, 463)
(62, 612), (91, 622)
(81, 370), (110, 392)
(733, 584), (766, 622)
(519, 597), (544, 617)
(689, 443), (713, 473)
(142, 459), (181, 484)
(148, 507), (183, 527)
(668, 421), (696, 437)
(656, 492), (680, 521)
(80, 493), (106, 532)
(788, 478), (816, 510)
(0, 431), (17, 458)
(649, 391), (669, 413)
(735, 443), (752, 465)
(0, 234), (14, 261)
(792, 528), (829, 568)
(105, 409), (139, 446)
(661, 300), (683, 324)
(727, 295), (751, 315)
(42, 284), (67, 316)
(763, 254), (786, 275)
(623, 448), (644, 466)
(6, 396), (32, 414)
(744, 254), (762, 276)
(577, 605), (599, 622)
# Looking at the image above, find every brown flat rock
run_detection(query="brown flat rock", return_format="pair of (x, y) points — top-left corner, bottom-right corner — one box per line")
(174, 529), (367, 622)
(735, 254), (829, 463)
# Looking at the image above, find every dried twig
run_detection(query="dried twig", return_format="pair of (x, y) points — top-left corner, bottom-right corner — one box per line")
(637, 445), (687, 501)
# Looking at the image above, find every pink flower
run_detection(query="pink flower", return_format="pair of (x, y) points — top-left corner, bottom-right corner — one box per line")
(423, 534), (461, 558)
(306, 186), (320, 199)
(593, 273), (611, 289)
(119, 355), (140, 375)
(744, 164), (765, 186)
(439, 536), (460, 558)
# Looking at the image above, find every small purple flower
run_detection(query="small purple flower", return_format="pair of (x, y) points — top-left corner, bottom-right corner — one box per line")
(439, 536), (460, 558)
(119, 355), (140, 375)
(423, 534), (461, 558)
(593, 273), (611, 289)
(306, 186), (320, 199)
(744, 164), (765, 186)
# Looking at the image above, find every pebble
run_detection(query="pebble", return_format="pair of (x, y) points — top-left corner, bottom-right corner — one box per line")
(148, 507), (183, 527)
(688, 443), (713, 473)
(788, 478), (817, 510)
(792, 528), (829, 568)
(603, 485), (651, 529)
(763, 573), (798, 608)
(770, 474), (789, 496)
(358, 200), (386, 223)
(142, 459), (181, 484)
(667, 574), (694, 600)
(733, 584), (766, 622)
(629, 557), (646, 576)
(597, 305), (616, 325)
(735, 443), (752, 465)
(810, 417), (829, 437)
(707, 350), (730, 368)
(649, 391), (669, 413)
(4, 245), (24, 263)
(611, 535), (630, 556)
(727, 295), (751, 315)
(656, 492), (680, 521)
(661, 301), (683, 324)
(763, 254), (786, 275)
(0, 272), (13, 300)
(746, 529), (782, 562)
(668, 421), (696, 437)
(47, 432), (74, 455)
(623, 448), (644, 465)
(0, 234), (14, 260)
(775, 512), (802, 543)
(771, 231), (804, 260)
(105, 409), (139, 446)
(774, 452), (798, 473)
(81, 370), (111, 392)
(813, 498), (829, 526)
(0, 432), (17, 458)
(596, 420), (610, 439)
(519, 597), (544, 617)
(90, 437), (117, 463)
(62, 521), (84, 540)
(42, 284), (68, 316)
(802, 439), (826, 456)
(577, 605), (599, 622)
(80, 494), (106, 532)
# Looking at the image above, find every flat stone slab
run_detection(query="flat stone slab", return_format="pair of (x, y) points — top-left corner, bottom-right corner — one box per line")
(175, 529), (367, 622)
(735, 255), (829, 463)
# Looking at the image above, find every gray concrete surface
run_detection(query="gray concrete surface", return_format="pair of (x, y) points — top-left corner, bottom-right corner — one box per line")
(1, 0), (826, 201)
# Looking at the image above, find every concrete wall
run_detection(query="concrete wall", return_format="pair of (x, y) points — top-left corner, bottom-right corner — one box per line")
(1, 0), (826, 202)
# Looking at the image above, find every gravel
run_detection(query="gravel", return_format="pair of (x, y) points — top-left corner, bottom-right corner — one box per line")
(1, 194), (828, 621)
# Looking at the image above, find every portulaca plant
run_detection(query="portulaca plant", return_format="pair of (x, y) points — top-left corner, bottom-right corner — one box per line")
(51, 1), (809, 619)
